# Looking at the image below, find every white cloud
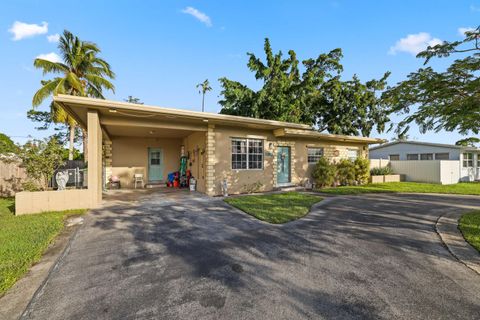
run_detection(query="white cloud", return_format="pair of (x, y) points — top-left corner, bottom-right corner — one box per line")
(8, 21), (48, 41)
(389, 32), (442, 56)
(458, 27), (475, 36)
(471, 4), (480, 12)
(181, 7), (212, 27)
(36, 52), (61, 63)
(47, 33), (60, 43)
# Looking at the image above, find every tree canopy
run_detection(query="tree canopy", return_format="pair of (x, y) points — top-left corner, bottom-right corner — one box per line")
(218, 39), (390, 136)
(0, 133), (19, 154)
(383, 26), (480, 136)
(31, 30), (115, 160)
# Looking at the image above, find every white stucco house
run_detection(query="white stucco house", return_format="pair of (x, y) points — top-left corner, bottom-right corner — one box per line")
(369, 141), (480, 183)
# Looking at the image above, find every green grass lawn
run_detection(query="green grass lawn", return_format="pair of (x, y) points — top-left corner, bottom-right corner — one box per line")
(0, 197), (85, 297)
(224, 192), (322, 224)
(317, 182), (480, 195)
(459, 211), (480, 253)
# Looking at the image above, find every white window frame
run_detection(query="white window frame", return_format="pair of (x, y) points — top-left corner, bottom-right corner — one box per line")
(347, 149), (359, 161)
(407, 154), (419, 160)
(434, 153), (449, 160)
(389, 154), (400, 160)
(420, 153), (433, 160)
(231, 138), (264, 170)
(307, 147), (324, 164)
(463, 152), (473, 168)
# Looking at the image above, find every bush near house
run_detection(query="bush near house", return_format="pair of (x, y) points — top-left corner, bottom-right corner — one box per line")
(0, 198), (85, 297)
(370, 166), (394, 176)
(312, 156), (370, 188)
(312, 157), (337, 187)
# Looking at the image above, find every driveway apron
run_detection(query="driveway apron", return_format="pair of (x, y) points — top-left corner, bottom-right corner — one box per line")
(21, 191), (480, 320)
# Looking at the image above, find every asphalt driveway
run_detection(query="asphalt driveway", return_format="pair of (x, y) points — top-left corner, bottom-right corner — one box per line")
(22, 190), (480, 319)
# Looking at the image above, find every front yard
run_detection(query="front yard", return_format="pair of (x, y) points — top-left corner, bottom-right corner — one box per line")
(459, 211), (480, 253)
(0, 198), (85, 297)
(224, 192), (322, 224)
(318, 182), (480, 195)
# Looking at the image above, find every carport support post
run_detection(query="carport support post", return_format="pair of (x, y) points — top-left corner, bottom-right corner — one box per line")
(87, 109), (102, 206)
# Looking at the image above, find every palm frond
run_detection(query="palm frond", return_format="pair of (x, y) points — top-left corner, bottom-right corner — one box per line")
(32, 78), (63, 107)
(85, 74), (115, 92)
(65, 72), (85, 95)
(33, 59), (68, 75)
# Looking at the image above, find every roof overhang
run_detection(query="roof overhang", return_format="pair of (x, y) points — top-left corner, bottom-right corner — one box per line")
(273, 128), (385, 144)
(54, 94), (313, 131)
(54, 95), (385, 144)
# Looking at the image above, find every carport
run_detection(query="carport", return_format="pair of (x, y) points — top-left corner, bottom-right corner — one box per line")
(55, 94), (213, 206)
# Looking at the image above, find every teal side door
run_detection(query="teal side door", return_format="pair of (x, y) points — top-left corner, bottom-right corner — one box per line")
(148, 148), (163, 182)
(277, 146), (291, 185)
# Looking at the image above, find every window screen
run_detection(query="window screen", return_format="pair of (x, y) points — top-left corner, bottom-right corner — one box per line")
(420, 153), (433, 160)
(407, 154), (419, 160)
(307, 148), (324, 163)
(435, 153), (449, 160)
(231, 138), (263, 169)
(463, 153), (473, 167)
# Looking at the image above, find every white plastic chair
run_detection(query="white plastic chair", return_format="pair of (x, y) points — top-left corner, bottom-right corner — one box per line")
(134, 173), (144, 189)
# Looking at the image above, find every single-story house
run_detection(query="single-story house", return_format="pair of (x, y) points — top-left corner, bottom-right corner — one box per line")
(370, 140), (480, 183)
(50, 94), (382, 206)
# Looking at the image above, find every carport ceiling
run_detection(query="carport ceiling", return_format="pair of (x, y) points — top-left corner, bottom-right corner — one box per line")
(105, 125), (195, 138)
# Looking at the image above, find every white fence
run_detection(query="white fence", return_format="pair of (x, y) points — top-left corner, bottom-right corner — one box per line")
(369, 159), (461, 185)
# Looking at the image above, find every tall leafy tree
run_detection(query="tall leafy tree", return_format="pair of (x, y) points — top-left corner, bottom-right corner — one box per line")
(32, 30), (115, 160)
(0, 133), (19, 154)
(383, 26), (480, 136)
(196, 79), (212, 112)
(219, 38), (390, 136)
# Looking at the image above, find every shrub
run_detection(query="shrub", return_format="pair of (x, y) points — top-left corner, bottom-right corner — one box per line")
(21, 180), (41, 192)
(312, 156), (336, 187)
(336, 159), (356, 185)
(370, 166), (393, 176)
(354, 157), (370, 184)
(19, 137), (64, 190)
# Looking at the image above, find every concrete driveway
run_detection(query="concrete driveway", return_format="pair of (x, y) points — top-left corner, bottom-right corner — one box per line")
(22, 190), (480, 319)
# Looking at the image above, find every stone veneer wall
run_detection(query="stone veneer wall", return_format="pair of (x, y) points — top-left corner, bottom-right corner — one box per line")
(103, 140), (112, 186)
(205, 124), (216, 196)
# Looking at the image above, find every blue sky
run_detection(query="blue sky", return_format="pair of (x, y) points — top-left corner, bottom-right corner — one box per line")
(1, 0), (478, 144)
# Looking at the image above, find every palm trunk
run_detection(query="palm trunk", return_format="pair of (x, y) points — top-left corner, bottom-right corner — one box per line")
(68, 124), (75, 160)
(82, 128), (88, 162)
(202, 93), (205, 112)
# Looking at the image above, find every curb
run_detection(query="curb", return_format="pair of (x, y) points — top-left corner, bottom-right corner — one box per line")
(435, 211), (480, 275)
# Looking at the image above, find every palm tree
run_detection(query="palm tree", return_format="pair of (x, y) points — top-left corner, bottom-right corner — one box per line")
(196, 79), (212, 112)
(32, 30), (115, 160)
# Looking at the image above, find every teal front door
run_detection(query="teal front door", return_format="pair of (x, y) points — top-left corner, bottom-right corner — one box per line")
(277, 146), (291, 185)
(148, 148), (163, 182)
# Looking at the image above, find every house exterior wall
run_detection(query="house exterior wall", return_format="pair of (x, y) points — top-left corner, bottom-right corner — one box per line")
(210, 125), (368, 196)
(370, 142), (480, 182)
(106, 127), (369, 195)
(110, 137), (183, 188)
(183, 131), (207, 193)
(369, 143), (461, 160)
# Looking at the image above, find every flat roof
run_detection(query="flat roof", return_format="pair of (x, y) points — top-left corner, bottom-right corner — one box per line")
(54, 94), (384, 144)
(370, 140), (480, 151)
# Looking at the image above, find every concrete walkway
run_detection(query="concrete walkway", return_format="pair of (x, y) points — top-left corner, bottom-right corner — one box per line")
(21, 191), (480, 319)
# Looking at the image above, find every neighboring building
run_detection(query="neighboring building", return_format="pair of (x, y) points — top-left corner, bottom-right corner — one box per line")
(370, 141), (480, 183)
(54, 94), (382, 202)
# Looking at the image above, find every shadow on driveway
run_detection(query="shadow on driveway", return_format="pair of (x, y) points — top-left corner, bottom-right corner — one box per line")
(22, 191), (480, 319)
